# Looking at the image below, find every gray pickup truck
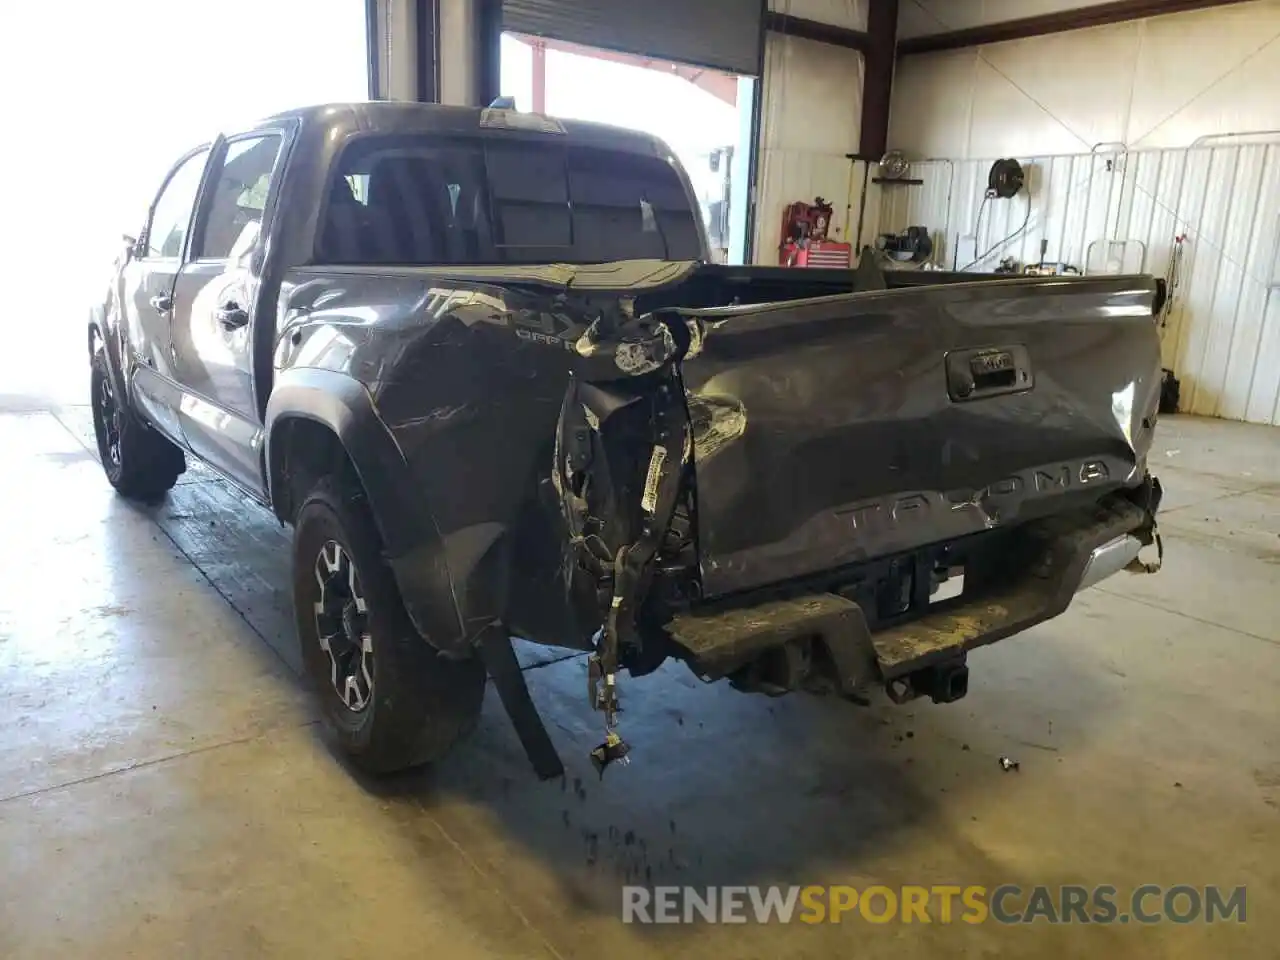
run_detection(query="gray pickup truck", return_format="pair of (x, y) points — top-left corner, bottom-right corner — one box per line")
(89, 101), (1163, 779)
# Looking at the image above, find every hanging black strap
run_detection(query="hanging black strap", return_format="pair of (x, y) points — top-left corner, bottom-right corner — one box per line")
(476, 623), (564, 781)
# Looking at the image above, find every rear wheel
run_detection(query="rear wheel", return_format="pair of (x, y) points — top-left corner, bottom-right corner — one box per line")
(90, 348), (185, 500)
(293, 478), (485, 774)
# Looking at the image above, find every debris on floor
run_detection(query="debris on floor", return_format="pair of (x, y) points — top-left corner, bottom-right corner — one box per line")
(590, 731), (631, 778)
(999, 756), (1021, 772)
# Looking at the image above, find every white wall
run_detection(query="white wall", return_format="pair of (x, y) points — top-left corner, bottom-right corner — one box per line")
(752, 32), (867, 262)
(751, 1), (872, 263)
(439, 0), (482, 105)
(890, 1), (1280, 156)
(882, 1), (1280, 424)
(371, 0), (421, 100)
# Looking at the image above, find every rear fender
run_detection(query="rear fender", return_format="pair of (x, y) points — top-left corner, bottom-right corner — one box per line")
(265, 368), (467, 654)
(89, 302), (136, 409)
(87, 307), (104, 358)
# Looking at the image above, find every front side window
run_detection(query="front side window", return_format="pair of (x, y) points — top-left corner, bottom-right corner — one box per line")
(195, 135), (283, 260)
(316, 135), (702, 266)
(146, 149), (210, 259)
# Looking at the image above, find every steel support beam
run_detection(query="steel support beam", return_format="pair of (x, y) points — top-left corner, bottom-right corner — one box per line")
(764, 11), (871, 52)
(898, 0), (1258, 56)
(742, 0), (768, 265)
(438, 0), (501, 106)
(365, 0), (382, 99)
(415, 0), (440, 101)
(477, 0), (503, 106)
(369, 0), (419, 100)
(531, 39), (547, 113)
(859, 0), (898, 160)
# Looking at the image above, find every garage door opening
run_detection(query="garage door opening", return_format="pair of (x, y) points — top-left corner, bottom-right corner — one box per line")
(499, 35), (756, 264)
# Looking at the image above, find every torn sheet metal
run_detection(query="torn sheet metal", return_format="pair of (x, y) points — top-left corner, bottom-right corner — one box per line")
(575, 316), (678, 377)
(687, 394), (747, 464)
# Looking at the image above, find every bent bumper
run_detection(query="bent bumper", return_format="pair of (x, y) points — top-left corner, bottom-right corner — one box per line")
(665, 488), (1160, 692)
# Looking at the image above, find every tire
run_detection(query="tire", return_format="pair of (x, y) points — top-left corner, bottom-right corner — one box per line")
(91, 348), (185, 500)
(293, 477), (485, 774)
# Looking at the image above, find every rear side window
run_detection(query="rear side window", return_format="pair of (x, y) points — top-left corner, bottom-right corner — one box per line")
(316, 135), (702, 265)
(486, 143), (572, 252)
(567, 147), (702, 262)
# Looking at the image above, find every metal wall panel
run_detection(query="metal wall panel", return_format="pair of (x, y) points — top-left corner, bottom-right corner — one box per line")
(502, 0), (765, 75)
(751, 32), (867, 262)
(889, 2), (1280, 156)
(877, 139), (1280, 424)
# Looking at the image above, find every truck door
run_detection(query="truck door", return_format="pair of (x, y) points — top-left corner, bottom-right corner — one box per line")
(170, 132), (285, 496)
(123, 145), (212, 444)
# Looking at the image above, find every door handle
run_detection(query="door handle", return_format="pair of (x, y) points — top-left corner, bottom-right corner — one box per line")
(215, 304), (249, 330)
(149, 294), (173, 314)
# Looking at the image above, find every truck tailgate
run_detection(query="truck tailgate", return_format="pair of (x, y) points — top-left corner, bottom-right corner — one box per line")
(679, 275), (1162, 598)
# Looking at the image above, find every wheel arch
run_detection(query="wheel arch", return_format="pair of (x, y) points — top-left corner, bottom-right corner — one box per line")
(265, 368), (467, 653)
(88, 301), (135, 406)
(88, 301), (108, 353)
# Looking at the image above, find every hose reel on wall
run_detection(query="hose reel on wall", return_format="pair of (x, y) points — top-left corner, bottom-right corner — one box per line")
(960, 158), (1031, 271)
(987, 158), (1025, 199)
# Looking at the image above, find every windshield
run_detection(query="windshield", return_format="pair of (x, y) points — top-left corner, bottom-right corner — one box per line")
(316, 134), (704, 266)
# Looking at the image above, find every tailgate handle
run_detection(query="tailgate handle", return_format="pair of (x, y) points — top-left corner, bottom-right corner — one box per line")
(971, 356), (1016, 391)
(947, 346), (1032, 401)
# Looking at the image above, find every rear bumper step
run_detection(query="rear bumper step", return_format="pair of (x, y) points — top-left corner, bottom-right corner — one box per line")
(665, 495), (1156, 692)
(1078, 534), (1143, 592)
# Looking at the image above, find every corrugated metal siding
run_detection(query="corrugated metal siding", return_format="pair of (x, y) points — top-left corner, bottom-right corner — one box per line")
(878, 141), (1280, 424)
(889, 3), (1280, 156)
(879, 1), (1280, 423)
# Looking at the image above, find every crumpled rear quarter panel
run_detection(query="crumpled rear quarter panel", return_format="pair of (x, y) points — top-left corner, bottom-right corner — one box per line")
(277, 269), (594, 647)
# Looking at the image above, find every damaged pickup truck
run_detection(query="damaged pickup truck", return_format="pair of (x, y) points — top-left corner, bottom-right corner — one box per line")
(89, 102), (1163, 779)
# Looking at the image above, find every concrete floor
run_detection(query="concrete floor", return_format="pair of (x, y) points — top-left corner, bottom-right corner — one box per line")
(2, 384), (1278, 958)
